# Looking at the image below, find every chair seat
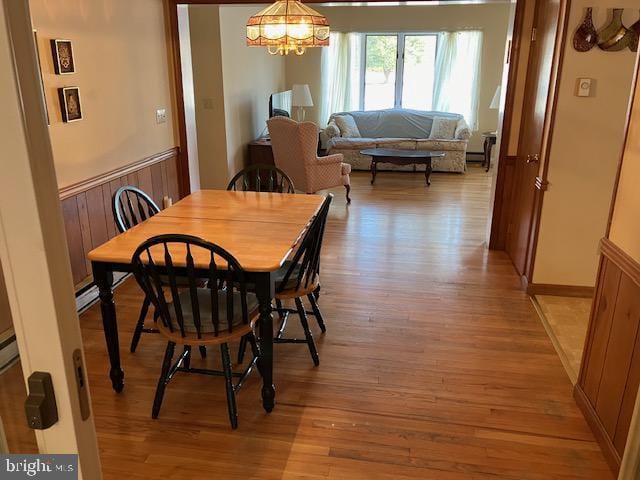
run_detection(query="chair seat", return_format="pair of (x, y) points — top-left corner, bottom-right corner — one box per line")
(159, 288), (259, 346)
(341, 163), (352, 175)
(275, 261), (320, 299)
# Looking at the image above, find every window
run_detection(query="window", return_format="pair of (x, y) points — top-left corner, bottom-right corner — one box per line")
(362, 33), (438, 111)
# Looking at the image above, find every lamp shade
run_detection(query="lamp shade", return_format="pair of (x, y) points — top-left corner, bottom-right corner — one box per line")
(490, 86), (502, 109)
(292, 84), (313, 107)
(246, 0), (330, 56)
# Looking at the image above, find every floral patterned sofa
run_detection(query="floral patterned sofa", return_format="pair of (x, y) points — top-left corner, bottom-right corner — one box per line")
(320, 109), (470, 173)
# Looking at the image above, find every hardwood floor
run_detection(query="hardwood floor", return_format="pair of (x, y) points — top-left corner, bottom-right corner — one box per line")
(75, 166), (611, 478)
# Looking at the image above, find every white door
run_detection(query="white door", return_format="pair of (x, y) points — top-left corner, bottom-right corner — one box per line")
(0, 1), (101, 478)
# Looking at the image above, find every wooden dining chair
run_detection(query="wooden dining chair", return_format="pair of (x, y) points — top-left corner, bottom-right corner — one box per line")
(227, 164), (295, 193)
(131, 234), (261, 429)
(238, 194), (333, 367)
(112, 186), (161, 353)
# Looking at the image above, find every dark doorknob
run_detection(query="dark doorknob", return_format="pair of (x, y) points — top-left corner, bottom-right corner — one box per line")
(526, 154), (540, 164)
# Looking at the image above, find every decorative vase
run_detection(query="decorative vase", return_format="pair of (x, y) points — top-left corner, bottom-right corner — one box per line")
(629, 11), (640, 53)
(598, 8), (632, 52)
(573, 8), (598, 52)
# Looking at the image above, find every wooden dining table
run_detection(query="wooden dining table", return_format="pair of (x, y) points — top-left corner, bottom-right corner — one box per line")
(88, 189), (325, 413)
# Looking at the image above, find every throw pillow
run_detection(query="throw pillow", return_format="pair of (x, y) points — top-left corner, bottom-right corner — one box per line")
(324, 121), (340, 139)
(334, 115), (361, 138)
(429, 117), (458, 140)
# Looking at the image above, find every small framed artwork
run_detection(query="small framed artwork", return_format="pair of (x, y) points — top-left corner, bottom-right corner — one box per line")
(51, 39), (75, 74)
(58, 87), (83, 122)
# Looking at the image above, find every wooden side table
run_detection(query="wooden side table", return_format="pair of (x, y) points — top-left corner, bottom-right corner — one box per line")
(482, 132), (497, 172)
(248, 138), (275, 167)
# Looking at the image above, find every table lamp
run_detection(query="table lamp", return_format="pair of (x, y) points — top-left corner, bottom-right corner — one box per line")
(292, 84), (313, 121)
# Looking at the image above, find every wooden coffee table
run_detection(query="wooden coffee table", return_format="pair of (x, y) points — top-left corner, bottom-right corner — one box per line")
(360, 148), (446, 185)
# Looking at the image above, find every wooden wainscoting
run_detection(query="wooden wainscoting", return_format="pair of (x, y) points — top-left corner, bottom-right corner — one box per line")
(59, 148), (181, 288)
(575, 237), (640, 474)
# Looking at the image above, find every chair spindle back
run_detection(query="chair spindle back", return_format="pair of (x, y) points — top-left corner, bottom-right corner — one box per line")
(113, 186), (161, 233)
(227, 164), (295, 194)
(278, 194), (333, 293)
(132, 235), (251, 339)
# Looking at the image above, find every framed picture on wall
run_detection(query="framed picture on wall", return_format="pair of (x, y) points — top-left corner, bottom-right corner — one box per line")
(51, 39), (75, 74)
(58, 87), (82, 122)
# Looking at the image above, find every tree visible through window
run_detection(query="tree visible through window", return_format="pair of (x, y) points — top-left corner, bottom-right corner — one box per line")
(363, 33), (437, 111)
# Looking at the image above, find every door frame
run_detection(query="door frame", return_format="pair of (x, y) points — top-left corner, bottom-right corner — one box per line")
(490, 0), (570, 289)
(165, 0), (527, 207)
(1, 1), (101, 476)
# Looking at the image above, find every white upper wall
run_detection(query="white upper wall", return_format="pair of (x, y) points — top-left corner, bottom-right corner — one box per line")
(285, 3), (511, 152)
(532, 3), (638, 287)
(188, 5), (286, 188)
(30, 0), (177, 189)
(219, 6), (287, 179)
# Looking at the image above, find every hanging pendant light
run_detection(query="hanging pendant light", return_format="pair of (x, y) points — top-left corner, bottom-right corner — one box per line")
(246, 0), (330, 56)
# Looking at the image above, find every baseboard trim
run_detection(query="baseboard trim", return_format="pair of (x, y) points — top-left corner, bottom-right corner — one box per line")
(58, 147), (179, 200)
(574, 385), (621, 475)
(527, 283), (594, 298)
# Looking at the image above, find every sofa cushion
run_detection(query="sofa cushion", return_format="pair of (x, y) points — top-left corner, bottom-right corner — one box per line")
(334, 114), (361, 138)
(324, 121), (340, 139)
(374, 138), (417, 150)
(331, 109), (465, 139)
(416, 139), (467, 152)
(329, 138), (377, 150)
(429, 116), (458, 140)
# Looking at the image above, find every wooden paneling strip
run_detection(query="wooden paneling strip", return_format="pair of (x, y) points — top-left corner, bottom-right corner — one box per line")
(60, 197), (87, 284)
(582, 258), (622, 401)
(60, 148), (181, 289)
(596, 275), (640, 437)
(576, 238), (640, 474)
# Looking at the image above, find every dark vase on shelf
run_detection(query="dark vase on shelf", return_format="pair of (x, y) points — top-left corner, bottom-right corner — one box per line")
(629, 11), (640, 53)
(598, 8), (632, 52)
(573, 7), (598, 52)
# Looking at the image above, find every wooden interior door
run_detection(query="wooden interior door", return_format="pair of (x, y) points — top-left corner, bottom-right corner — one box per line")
(506, 0), (563, 279)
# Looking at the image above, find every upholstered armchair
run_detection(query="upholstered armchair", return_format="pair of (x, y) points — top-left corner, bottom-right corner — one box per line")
(267, 117), (352, 203)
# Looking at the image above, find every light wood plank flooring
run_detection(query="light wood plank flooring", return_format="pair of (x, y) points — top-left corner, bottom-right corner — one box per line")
(5, 166), (613, 478)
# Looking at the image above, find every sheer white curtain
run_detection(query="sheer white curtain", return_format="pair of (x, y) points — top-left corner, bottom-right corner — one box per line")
(320, 32), (362, 125)
(433, 31), (483, 130)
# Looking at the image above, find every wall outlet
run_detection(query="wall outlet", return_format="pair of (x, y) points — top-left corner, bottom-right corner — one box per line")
(156, 108), (167, 124)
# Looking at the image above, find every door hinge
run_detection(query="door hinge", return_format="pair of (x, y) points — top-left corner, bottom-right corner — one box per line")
(531, 28), (537, 42)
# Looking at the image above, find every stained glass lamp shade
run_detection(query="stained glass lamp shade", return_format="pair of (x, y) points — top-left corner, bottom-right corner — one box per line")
(246, 0), (330, 56)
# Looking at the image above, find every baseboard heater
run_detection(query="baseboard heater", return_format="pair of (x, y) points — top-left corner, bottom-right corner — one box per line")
(0, 330), (18, 374)
(76, 272), (129, 314)
(0, 273), (130, 371)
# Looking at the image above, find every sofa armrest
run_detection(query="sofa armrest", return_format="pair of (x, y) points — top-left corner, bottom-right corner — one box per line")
(455, 118), (471, 141)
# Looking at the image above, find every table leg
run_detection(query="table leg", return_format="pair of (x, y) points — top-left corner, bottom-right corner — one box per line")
(486, 140), (494, 172)
(255, 275), (275, 413)
(370, 159), (377, 185)
(425, 160), (432, 186)
(483, 138), (490, 171)
(92, 262), (124, 393)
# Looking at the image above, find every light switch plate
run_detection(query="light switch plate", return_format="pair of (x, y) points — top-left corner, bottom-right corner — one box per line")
(577, 78), (592, 97)
(203, 98), (214, 110)
(156, 108), (167, 124)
